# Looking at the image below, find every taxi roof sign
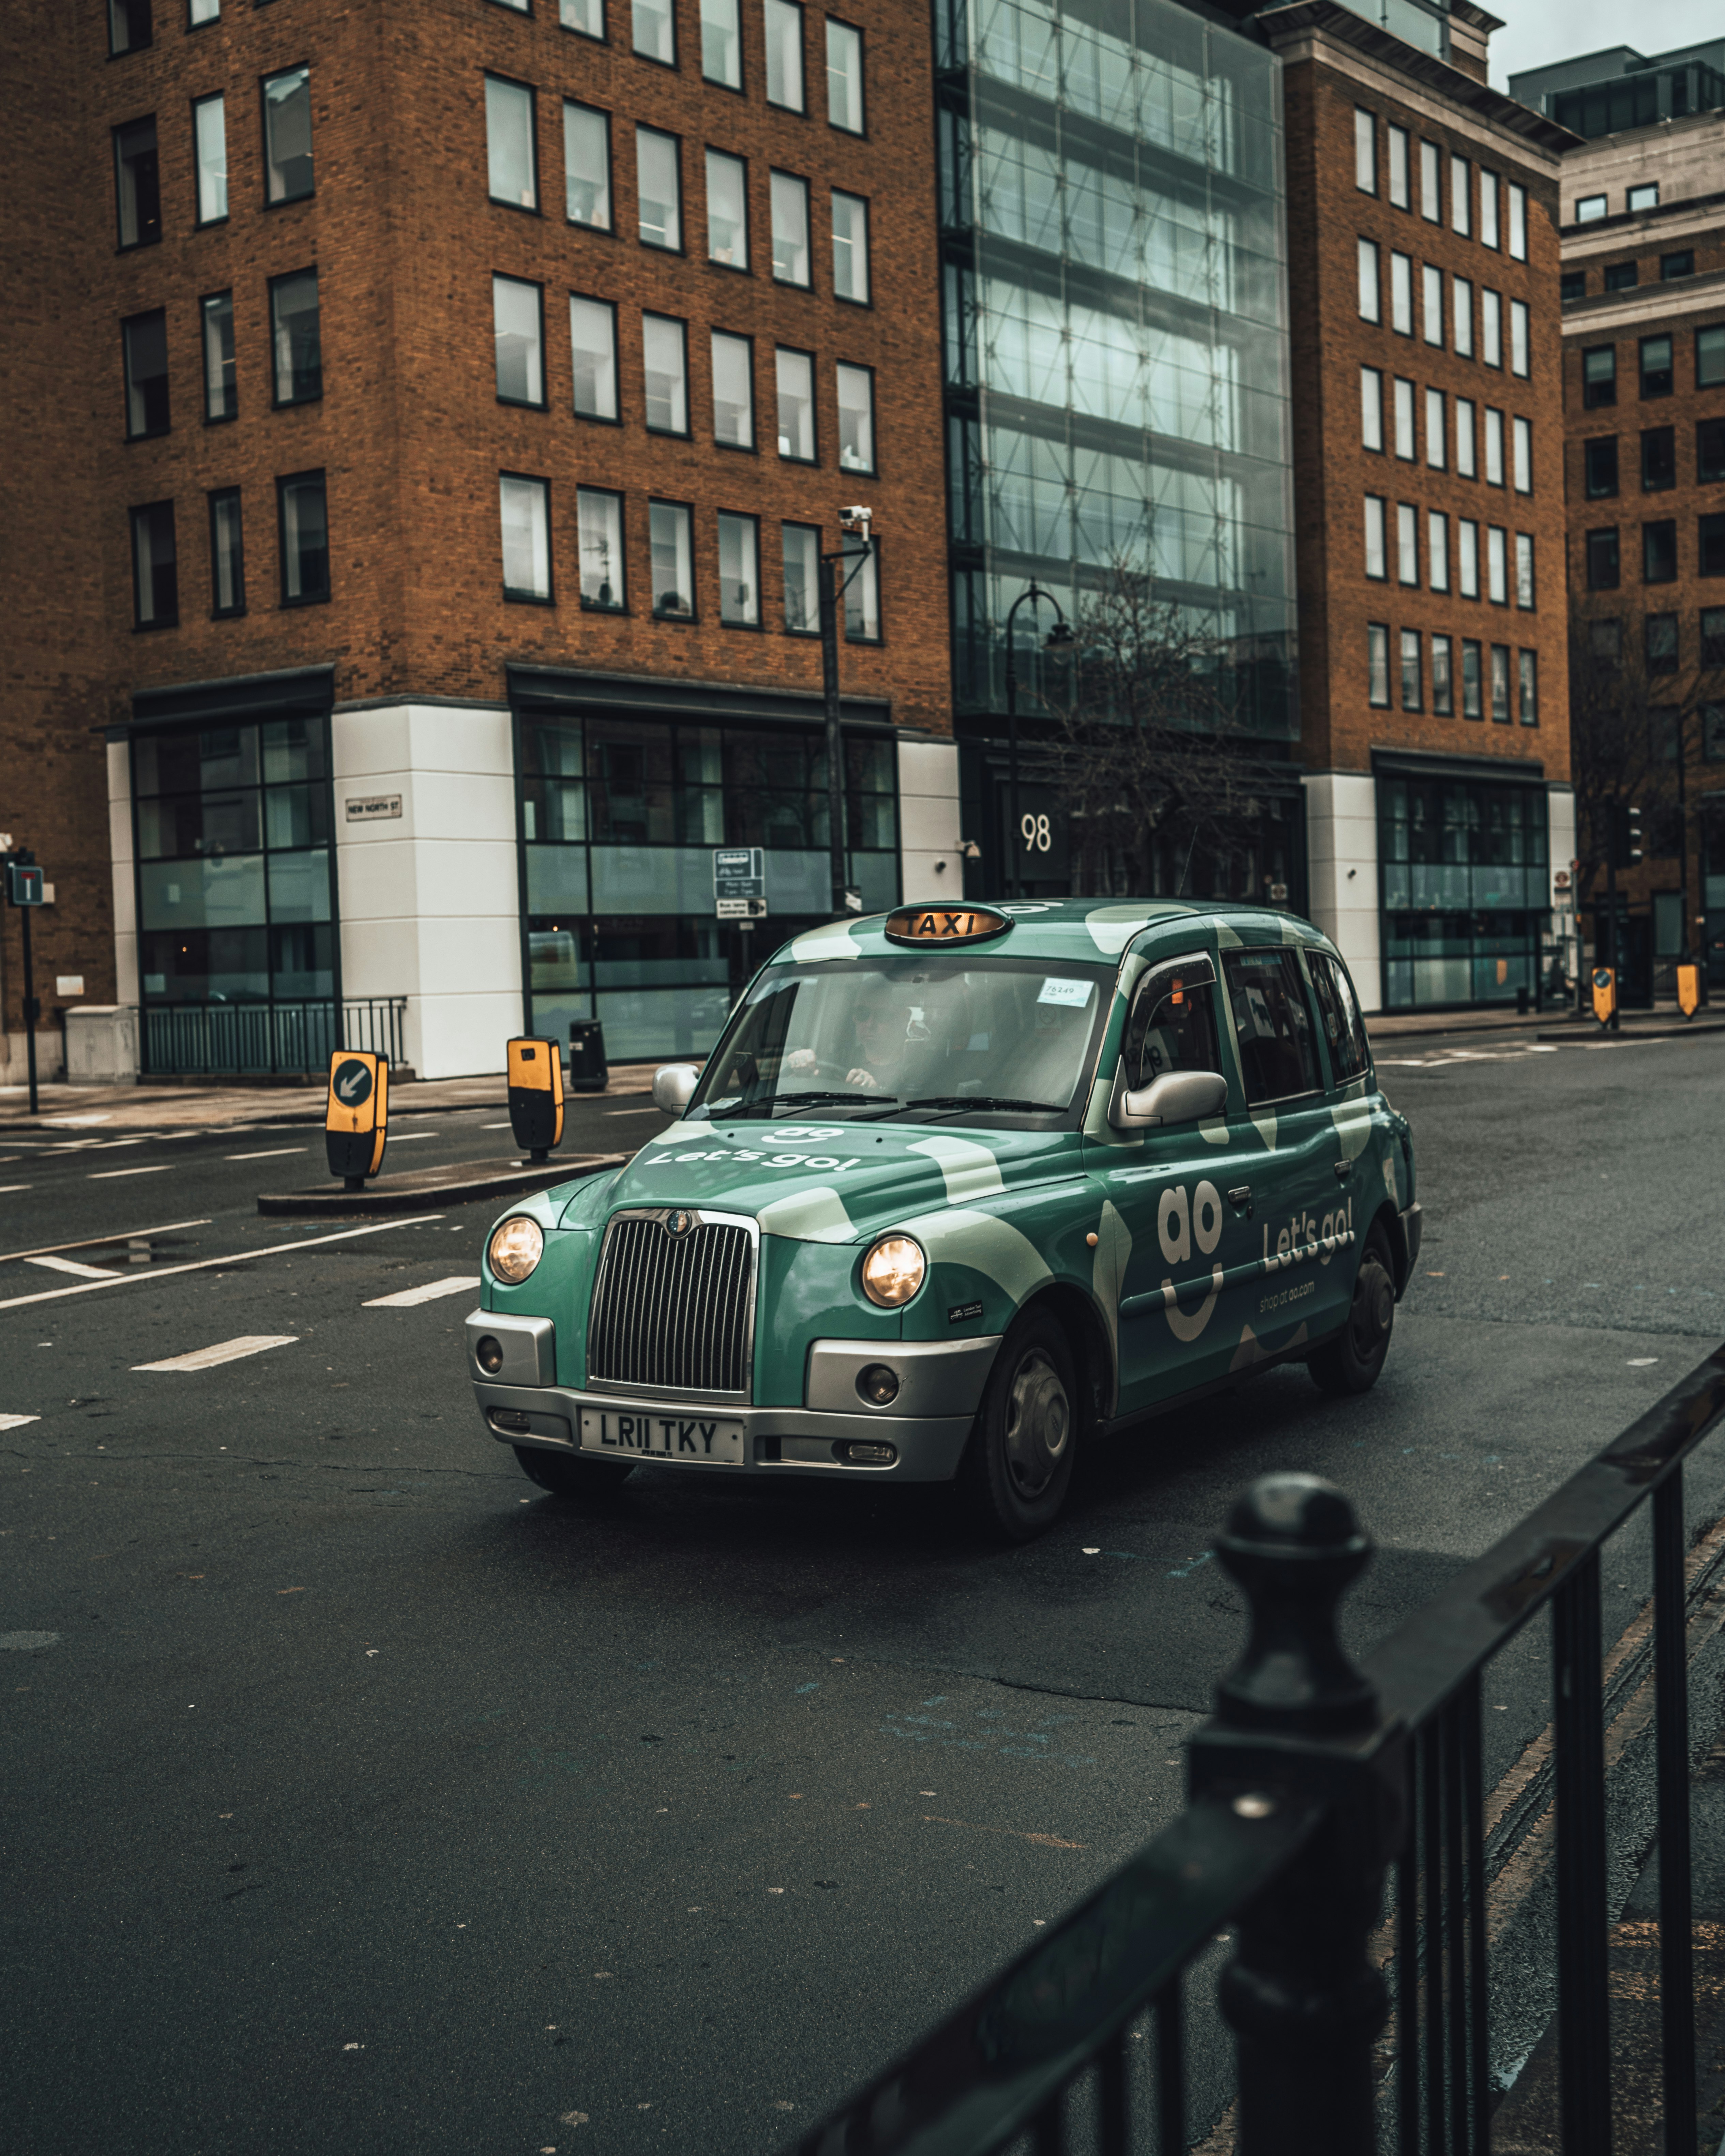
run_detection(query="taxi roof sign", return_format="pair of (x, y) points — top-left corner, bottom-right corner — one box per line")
(883, 906), (1013, 948)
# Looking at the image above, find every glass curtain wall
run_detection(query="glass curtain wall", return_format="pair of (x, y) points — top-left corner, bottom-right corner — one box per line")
(1378, 772), (1549, 1007)
(517, 713), (900, 1058)
(937, 0), (1298, 739)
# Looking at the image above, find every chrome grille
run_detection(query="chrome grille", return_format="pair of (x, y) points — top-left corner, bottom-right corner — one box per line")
(586, 1212), (755, 1398)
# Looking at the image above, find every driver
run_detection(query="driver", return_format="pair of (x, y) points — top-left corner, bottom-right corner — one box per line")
(786, 987), (929, 1095)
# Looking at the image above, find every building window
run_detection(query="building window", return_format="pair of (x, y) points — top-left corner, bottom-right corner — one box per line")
(1389, 380), (1416, 458)
(1354, 109), (1376, 194)
(1662, 250), (1695, 282)
(202, 292), (236, 422)
(1453, 276), (1472, 358)
(1518, 650), (1537, 725)
(1458, 518), (1479, 597)
(1390, 252), (1412, 335)
(1422, 263), (1442, 346)
(208, 489), (244, 618)
(564, 103), (611, 229)
(637, 127), (682, 249)
(1513, 415), (1531, 493)
(1702, 514), (1725, 578)
(1486, 525), (1507, 604)
(1646, 614), (1678, 674)
(1367, 622), (1389, 706)
(493, 276), (544, 406)
(717, 511), (758, 624)
(1641, 335), (1673, 397)
(828, 20), (864, 132)
(114, 117), (161, 248)
(278, 471), (330, 605)
(1585, 528), (1619, 590)
(1582, 347), (1616, 409)
(1641, 426), (1675, 492)
(1514, 532), (1534, 609)
(1702, 607), (1725, 666)
(776, 346), (815, 459)
(837, 361), (874, 472)
(1461, 639), (1482, 718)
(642, 313), (689, 432)
(843, 542), (880, 641)
(712, 330), (754, 446)
(262, 65), (313, 205)
(1456, 398), (1476, 477)
(1480, 169), (1499, 248)
(1561, 270), (1586, 304)
(1450, 154), (1469, 237)
(109, 1), (151, 55)
(771, 171), (811, 285)
(650, 501), (695, 617)
(766, 0), (804, 111)
(706, 149), (748, 267)
(1428, 510), (1449, 591)
(1432, 634), (1453, 714)
(561, 0), (604, 40)
(701, 0), (741, 88)
(1643, 519), (1677, 583)
(1481, 289), (1501, 368)
(1484, 407), (1504, 486)
(1400, 629), (1422, 710)
(1426, 389), (1445, 469)
(832, 190), (869, 301)
(1700, 327), (1725, 389)
(1388, 124), (1409, 208)
(1489, 644), (1510, 723)
(571, 296), (619, 420)
(122, 310), (170, 439)
(1604, 261), (1637, 292)
(632, 0), (676, 65)
(1364, 495), (1387, 580)
(1357, 239), (1380, 323)
(1510, 300), (1528, 377)
(1420, 140), (1440, 222)
(782, 523), (820, 632)
(1397, 502), (1418, 585)
(1590, 619), (1621, 665)
(130, 501), (177, 628)
(193, 94), (227, 224)
(1628, 182), (1659, 212)
(1575, 194), (1607, 224)
(269, 269), (321, 406)
(1508, 182), (1527, 259)
(577, 488), (625, 608)
(1699, 418), (1725, 486)
(485, 77), (538, 210)
(1361, 365), (1382, 451)
(500, 475), (553, 602)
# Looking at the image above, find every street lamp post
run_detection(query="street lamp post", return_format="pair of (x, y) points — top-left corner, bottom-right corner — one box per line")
(820, 508), (876, 919)
(1001, 583), (1074, 899)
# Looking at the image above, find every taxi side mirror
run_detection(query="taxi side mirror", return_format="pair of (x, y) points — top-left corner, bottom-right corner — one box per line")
(652, 1063), (700, 1118)
(1109, 1068), (1228, 1130)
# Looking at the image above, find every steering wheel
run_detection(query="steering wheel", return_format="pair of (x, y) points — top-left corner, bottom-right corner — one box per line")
(785, 1055), (869, 1087)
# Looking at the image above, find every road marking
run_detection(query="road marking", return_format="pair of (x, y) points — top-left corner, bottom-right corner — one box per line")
(386, 1132), (437, 1141)
(135, 1335), (299, 1373)
(0, 1413), (41, 1431)
(25, 1256), (117, 1279)
(0, 1218), (211, 1266)
(364, 1275), (481, 1308)
(0, 1214), (445, 1311)
(226, 1147), (307, 1160)
(482, 1122), (513, 1129)
(89, 1164), (175, 1179)
(0, 1185), (31, 1194)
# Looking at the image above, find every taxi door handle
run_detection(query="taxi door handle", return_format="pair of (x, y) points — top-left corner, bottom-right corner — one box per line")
(1227, 1185), (1253, 1218)
(1333, 1160), (1352, 1181)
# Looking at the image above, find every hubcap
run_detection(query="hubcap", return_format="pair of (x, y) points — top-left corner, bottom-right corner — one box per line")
(1003, 1349), (1070, 1500)
(1350, 1259), (1394, 1358)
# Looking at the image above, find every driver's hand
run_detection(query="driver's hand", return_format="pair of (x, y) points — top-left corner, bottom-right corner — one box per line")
(786, 1049), (816, 1070)
(845, 1067), (881, 1091)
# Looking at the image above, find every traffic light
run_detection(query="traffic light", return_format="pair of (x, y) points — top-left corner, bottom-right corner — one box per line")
(1610, 801), (1644, 869)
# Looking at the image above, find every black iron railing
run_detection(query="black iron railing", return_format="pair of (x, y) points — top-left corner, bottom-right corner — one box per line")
(794, 1346), (1725, 2156)
(142, 997), (407, 1077)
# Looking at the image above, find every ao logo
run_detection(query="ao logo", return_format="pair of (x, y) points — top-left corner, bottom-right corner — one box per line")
(1156, 1180), (1224, 1343)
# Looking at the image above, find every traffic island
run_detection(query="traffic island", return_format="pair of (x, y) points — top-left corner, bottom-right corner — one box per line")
(257, 1151), (626, 1218)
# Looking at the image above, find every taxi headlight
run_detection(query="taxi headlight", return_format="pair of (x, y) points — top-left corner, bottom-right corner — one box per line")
(488, 1215), (544, 1285)
(861, 1236), (925, 1308)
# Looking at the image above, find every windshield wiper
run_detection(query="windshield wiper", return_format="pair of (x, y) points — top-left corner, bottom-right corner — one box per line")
(904, 1095), (1064, 1115)
(710, 1090), (899, 1121)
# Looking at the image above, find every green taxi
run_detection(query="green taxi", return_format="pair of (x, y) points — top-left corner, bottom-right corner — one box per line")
(467, 899), (1420, 1540)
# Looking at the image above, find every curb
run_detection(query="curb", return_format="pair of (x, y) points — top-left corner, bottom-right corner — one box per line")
(257, 1152), (627, 1218)
(1535, 1020), (1725, 1044)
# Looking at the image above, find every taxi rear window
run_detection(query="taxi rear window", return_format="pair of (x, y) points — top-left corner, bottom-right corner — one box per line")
(1223, 949), (1322, 1105)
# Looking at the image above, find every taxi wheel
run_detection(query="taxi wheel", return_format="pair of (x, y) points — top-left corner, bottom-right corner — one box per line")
(958, 1311), (1078, 1543)
(513, 1445), (635, 1498)
(1309, 1225), (1397, 1397)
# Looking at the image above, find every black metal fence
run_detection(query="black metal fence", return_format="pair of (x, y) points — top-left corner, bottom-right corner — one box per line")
(795, 1345), (1725, 2156)
(142, 997), (407, 1077)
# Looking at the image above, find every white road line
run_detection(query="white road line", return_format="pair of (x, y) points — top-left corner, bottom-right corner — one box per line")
(89, 1164), (175, 1179)
(364, 1275), (481, 1308)
(135, 1335), (298, 1373)
(226, 1147), (308, 1160)
(25, 1256), (117, 1279)
(0, 1412), (41, 1430)
(482, 1122), (513, 1129)
(385, 1132), (438, 1141)
(0, 1218), (211, 1266)
(0, 1185), (31, 1195)
(0, 1214), (445, 1312)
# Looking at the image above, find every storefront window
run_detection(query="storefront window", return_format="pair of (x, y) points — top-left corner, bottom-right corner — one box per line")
(1378, 772), (1549, 1007)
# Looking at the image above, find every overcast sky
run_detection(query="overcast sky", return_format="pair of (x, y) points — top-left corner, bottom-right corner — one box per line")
(1490, 0), (1721, 93)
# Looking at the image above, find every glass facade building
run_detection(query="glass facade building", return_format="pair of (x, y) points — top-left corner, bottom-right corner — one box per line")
(1377, 768), (1550, 1007)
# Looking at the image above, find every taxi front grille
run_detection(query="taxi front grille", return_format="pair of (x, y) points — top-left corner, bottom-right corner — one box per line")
(586, 1214), (754, 1398)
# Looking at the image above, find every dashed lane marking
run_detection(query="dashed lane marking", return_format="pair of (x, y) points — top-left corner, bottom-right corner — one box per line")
(364, 1275), (481, 1308)
(225, 1147), (308, 1160)
(0, 1186), (31, 1195)
(134, 1335), (299, 1373)
(0, 1413), (41, 1430)
(88, 1165), (175, 1179)
(24, 1256), (117, 1279)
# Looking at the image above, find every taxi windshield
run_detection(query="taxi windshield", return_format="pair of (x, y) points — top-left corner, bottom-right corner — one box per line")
(685, 953), (1115, 1124)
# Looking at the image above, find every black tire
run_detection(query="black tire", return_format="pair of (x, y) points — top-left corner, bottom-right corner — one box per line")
(513, 1444), (635, 1498)
(1308, 1224), (1397, 1397)
(957, 1308), (1078, 1543)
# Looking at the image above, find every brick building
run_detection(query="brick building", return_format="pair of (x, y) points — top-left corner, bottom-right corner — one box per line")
(1262, 0), (1577, 1013)
(0, 0), (955, 1081)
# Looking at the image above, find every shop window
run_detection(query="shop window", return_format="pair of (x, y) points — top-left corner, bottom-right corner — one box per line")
(114, 117), (161, 248)
(130, 501), (178, 628)
(263, 65), (314, 205)
(500, 474), (553, 602)
(564, 103), (611, 229)
(123, 310), (170, 438)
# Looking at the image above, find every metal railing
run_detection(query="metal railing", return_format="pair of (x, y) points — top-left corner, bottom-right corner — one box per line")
(794, 1345), (1725, 2156)
(142, 997), (407, 1077)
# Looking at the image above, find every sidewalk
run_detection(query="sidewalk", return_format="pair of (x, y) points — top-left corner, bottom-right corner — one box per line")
(1370, 999), (1722, 1042)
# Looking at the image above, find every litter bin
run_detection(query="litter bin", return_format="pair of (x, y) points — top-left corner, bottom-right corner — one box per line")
(568, 1018), (608, 1093)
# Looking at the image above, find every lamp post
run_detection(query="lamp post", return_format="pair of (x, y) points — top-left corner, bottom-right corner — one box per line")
(1001, 583), (1074, 898)
(820, 507), (876, 919)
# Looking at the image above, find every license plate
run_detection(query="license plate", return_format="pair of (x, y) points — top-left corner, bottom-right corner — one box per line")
(579, 1409), (746, 1464)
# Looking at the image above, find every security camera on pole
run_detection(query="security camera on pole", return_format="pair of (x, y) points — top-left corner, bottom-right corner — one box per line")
(3, 841), (46, 1114)
(821, 507), (875, 920)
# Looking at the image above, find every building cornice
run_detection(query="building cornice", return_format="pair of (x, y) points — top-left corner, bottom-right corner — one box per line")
(1561, 264), (1725, 335)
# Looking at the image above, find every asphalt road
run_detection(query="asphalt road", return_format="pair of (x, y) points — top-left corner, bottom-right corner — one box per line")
(4, 1031), (1724, 2155)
